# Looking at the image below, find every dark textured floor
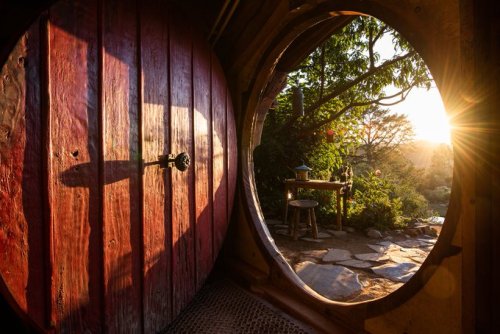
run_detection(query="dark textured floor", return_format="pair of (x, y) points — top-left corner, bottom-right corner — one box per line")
(160, 276), (315, 334)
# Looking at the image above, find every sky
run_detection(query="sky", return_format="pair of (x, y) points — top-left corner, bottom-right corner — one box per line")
(387, 86), (451, 144)
(376, 35), (452, 145)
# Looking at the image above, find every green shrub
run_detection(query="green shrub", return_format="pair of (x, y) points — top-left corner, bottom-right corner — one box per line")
(348, 173), (404, 230)
(424, 186), (451, 203)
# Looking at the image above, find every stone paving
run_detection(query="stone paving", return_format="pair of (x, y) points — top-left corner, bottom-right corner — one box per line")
(265, 218), (440, 302)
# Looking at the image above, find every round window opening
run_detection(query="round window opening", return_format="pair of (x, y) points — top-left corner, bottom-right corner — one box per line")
(252, 15), (453, 303)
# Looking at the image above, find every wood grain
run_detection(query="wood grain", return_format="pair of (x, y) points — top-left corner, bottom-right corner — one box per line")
(101, 0), (142, 331)
(193, 28), (213, 290)
(47, 0), (101, 331)
(0, 22), (46, 328)
(227, 88), (237, 226)
(0, 3), (238, 331)
(212, 59), (228, 254)
(140, 0), (172, 331)
(169, 9), (196, 317)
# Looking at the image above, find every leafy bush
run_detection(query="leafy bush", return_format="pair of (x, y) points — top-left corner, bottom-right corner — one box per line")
(423, 186), (451, 203)
(348, 173), (404, 230)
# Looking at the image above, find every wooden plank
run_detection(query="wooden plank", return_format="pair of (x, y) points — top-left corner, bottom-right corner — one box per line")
(169, 10), (196, 317)
(47, 0), (101, 331)
(193, 29), (213, 290)
(0, 21), (46, 328)
(101, 0), (142, 331)
(140, 0), (172, 331)
(212, 57), (228, 255)
(24, 19), (47, 329)
(226, 87), (237, 225)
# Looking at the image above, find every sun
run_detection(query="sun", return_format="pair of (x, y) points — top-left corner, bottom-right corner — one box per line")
(389, 87), (452, 145)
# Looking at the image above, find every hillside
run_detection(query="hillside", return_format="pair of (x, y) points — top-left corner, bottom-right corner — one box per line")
(401, 140), (452, 169)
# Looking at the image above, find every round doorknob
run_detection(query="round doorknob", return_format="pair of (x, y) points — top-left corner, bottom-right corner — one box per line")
(174, 152), (190, 172)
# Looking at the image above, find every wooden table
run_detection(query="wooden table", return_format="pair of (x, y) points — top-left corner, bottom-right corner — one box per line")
(283, 179), (346, 231)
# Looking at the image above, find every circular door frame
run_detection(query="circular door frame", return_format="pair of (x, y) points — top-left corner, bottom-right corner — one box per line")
(239, 0), (464, 321)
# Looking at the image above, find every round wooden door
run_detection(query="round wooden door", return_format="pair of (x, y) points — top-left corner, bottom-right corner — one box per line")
(0, 0), (237, 332)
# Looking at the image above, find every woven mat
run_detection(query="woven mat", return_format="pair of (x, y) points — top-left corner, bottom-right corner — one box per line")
(160, 277), (314, 334)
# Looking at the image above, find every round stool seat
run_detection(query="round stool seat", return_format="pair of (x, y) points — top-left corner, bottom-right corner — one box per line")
(288, 199), (319, 208)
(287, 200), (319, 240)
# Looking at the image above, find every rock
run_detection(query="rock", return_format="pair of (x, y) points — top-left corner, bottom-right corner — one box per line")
(388, 254), (411, 264)
(423, 226), (438, 237)
(428, 216), (445, 225)
(344, 226), (356, 233)
(387, 247), (428, 264)
(417, 238), (437, 245)
(355, 253), (390, 262)
(327, 230), (348, 238)
(399, 247), (428, 257)
(383, 235), (394, 240)
(410, 255), (426, 264)
(396, 240), (427, 248)
(377, 241), (401, 251)
(316, 231), (331, 239)
(371, 262), (419, 282)
(300, 237), (324, 243)
(367, 244), (386, 253)
(295, 261), (362, 299)
(405, 228), (422, 237)
(366, 229), (382, 239)
(337, 259), (373, 269)
(322, 249), (352, 262)
(301, 250), (328, 259)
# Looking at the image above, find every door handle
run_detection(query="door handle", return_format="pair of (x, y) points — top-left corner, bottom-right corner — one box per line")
(146, 152), (191, 172)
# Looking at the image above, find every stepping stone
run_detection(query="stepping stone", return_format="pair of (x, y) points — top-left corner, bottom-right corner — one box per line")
(396, 240), (427, 248)
(368, 242), (400, 253)
(266, 219), (282, 225)
(327, 230), (348, 237)
(322, 249), (352, 262)
(389, 253), (412, 264)
(300, 237), (324, 243)
(344, 226), (356, 233)
(337, 259), (372, 269)
(301, 250), (328, 259)
(355, 253), (390, 262)
(366, 229), (383, 239)
(295, 261), (362, 300)
(410, 256), (426, 264)
(399, 247), (428, 258)
(417, 238), (437, 245)
(378, 241), (398, 247)
(317, 231), (331, 239)
(371, 262), (419, 283)
(367, 244), (386, 253)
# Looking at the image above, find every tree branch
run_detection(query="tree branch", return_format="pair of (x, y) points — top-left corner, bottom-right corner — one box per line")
(296, 85), (416, 137)
(277, 51), (416, 132)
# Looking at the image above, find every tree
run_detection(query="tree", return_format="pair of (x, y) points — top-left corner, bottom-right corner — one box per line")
(350, 106), (414, 168)
(254, 15), (433, 220)
(272, 16), (431, 140)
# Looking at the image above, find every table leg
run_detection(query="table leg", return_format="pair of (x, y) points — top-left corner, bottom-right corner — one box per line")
(293, 209), (300, 240)
(283, 184), (289, 225)
(310, 208), (318, 239)
(336, 189), (342, 231)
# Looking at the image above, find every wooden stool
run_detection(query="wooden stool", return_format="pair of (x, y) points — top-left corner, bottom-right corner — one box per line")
(288, 199), (319, 240)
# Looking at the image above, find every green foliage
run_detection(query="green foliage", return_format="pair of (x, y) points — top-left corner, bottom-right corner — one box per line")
(254, 15), (437, 227)
(421, 144), (453, 189)
(348, 173), (404, 230)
